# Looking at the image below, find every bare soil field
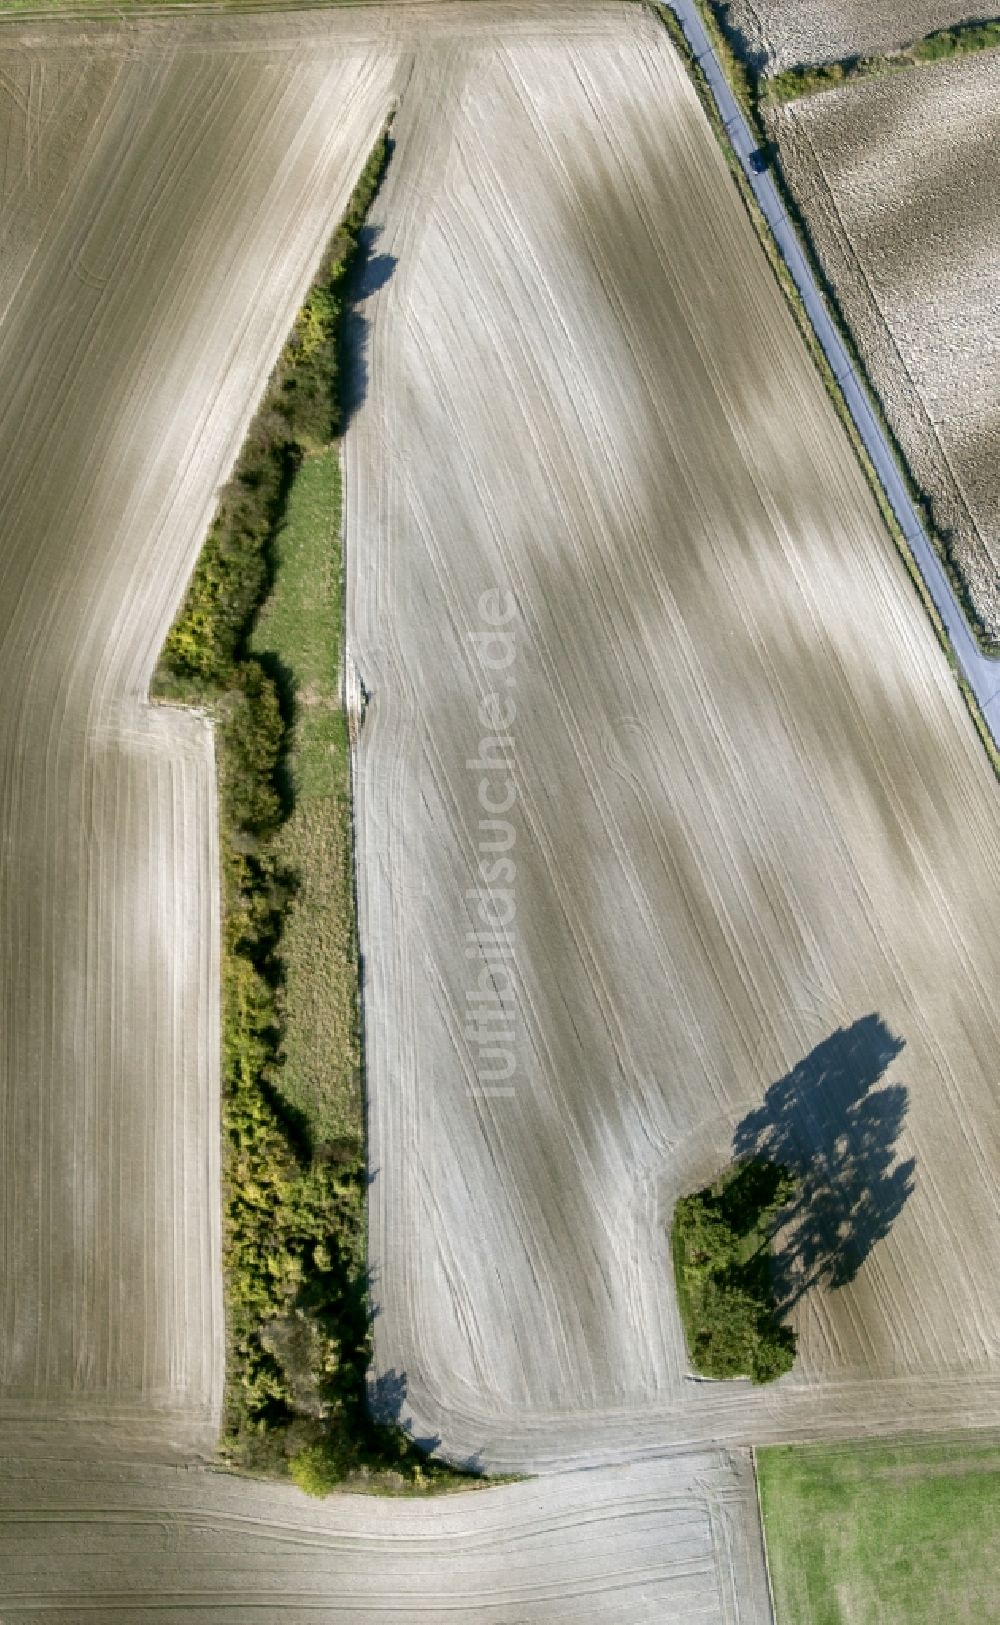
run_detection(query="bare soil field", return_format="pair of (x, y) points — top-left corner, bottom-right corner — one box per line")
(0, 1449), (772, 1623)
(771, 51), (1000, 638)
(347, 4), (1000, 1473)
(0, 18), (397, 1451)
(724, 0), (1000, 71)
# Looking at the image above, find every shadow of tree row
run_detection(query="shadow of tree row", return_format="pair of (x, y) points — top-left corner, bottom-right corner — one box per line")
(733, 1013), (916, 1313)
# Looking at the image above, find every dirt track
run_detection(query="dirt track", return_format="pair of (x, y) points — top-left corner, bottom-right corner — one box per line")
(0, 21), (396, 1450)
(346, 3), (1000, 1472)
(0, 1450), (773, 1622)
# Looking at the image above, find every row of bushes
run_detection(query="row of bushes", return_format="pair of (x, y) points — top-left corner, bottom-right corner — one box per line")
(911, 18), (1000, 62)
(158, 133), (391, 697)
(672, 1161), (798, 1384)
(154, 127), (458, 1490)
(769, 16), (1000, 102)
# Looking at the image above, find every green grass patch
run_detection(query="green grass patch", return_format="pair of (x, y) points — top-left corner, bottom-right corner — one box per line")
(672, 1161), (797, 1383)
(758, 1435), (1000, 1623)
(249, 447), (359, 1153)
(911, 18), (1000, 61)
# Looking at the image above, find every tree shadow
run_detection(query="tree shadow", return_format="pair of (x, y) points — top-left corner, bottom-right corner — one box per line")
(732, 1014), (915, 1313)
(337, 222), (397, 431)
(711, 0), (768, 73)
(367, 1366), (453, 1461)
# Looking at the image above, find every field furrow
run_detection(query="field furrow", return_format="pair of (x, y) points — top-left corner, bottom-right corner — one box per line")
(346, 4), (1000, 1472)
(0, 23), (398, 1450)
(0, 1450), (772, 1623)
(770, 50), (1000, 637)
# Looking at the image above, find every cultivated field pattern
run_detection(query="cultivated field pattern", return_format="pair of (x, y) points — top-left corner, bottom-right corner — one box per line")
(4, 0), (1000, 1615)
(347, 3), (1000, 1472)
(0, 21), (396, 1452)
(726, 0), (1000, 70)
(0, 1450), (772, 1622)
(771, 51), (1000, 636)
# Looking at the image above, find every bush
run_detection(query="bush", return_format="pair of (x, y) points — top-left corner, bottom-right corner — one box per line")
(290, 1439), (353, 1497)
(220, 662), (284, 836)
(672, 1160), (797, 1384)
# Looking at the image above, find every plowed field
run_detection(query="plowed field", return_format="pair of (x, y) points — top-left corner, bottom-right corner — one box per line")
(0, 20), (396, 1451)
(0, 1450), (772, 1623)
(771, 50), (1000, 637)
(346, 3), (1000, 1473)
(726, 0), (999, 71)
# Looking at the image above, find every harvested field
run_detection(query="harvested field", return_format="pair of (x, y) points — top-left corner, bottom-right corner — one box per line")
(724, 0), (1000, 72)
(771, 51), (1000, 638)
(759, 1433), (1000, 1623)
(0, 20), (397, 1450)
(347, 4), (1000, 1472)
(0, 1449), (773, 1623)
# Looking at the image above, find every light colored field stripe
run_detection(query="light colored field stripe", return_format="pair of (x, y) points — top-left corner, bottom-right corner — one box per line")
(0, 1451), (772, 1623)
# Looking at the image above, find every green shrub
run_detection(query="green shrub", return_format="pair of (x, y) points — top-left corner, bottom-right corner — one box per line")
(153, 124), (454, 1488)
(911, 19), (1000, 62)
(672, 1160), (797, 1384)
(290, 1439), (354, 1497)
(220, 662), (284, 836)
(766, 17), (1000, 104)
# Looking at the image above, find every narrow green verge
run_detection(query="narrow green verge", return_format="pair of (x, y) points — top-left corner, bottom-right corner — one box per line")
(672, 1161), (797, 1384)
(153, 128), (469, 1495)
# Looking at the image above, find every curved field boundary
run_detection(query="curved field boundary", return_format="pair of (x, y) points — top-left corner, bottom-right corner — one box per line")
(0, 1451), (774, 1622)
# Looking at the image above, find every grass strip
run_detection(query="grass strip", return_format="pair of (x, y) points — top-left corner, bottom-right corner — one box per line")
(247, 448), (361, 1155)
(672, 1162), (797, 1384)
(153, 126), (471, 1496)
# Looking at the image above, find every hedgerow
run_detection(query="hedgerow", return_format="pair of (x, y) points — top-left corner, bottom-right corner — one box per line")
(768, 16), (1000, 102)
(153, 126), (464, 1491)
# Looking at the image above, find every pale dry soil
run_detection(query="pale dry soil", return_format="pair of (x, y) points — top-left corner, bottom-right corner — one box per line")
(771, 51), (1000, 637)
(0, 1449), (772, 1622)
(724, 0), (999, 71)
(0, 16), (398, 1453)
(3, 3), (1000, 1615)
(0, 7), (778, 1616)
(346, 4), (1000, 1474)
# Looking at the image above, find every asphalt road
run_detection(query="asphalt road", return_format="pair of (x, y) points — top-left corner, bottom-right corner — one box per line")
(665, 0), (1000, 746)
